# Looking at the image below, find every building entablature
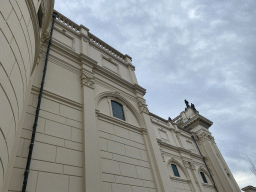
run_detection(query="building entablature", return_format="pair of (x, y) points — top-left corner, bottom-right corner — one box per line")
(47, 40), (147, 98)
(54, 10), (135, 69)
(149, 112), (170, 126)
(179, 114), (213, 130)
(157, 139), (203, 161)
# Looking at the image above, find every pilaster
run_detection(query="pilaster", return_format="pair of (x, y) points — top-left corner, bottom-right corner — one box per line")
(80, 25), (90, 56)
(193, 129), (240, 192)
(136, 97), (172, 192)
(124, 54), (138, 84)
(182, 160), (198, 192)
(170, 129), (180, 147)
(81, 60), (101, 192)
(175, 131), (184, 147)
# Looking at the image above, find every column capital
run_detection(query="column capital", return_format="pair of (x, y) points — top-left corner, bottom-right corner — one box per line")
(183, 160), (190, 169)
(195, 130), (214, 144)
(81, 73), (95, 89)
(136, 98), (149, 114)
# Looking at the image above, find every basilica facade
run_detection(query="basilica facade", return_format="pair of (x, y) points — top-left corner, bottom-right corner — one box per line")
(0, 1), (247, 192)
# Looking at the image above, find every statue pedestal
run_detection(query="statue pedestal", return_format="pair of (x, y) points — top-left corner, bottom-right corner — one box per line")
(242, 186), (256, 192)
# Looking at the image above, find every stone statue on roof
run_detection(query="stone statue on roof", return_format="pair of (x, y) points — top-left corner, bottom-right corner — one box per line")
(184, 99), (190, 108)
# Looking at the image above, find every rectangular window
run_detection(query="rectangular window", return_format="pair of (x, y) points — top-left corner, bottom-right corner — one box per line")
(200, 172), (208, 183)
(111, 100), (125, 120)
(171, 164), (180, 177)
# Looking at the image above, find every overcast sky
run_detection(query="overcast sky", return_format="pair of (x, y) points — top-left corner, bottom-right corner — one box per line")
(54, 0), (256, 189)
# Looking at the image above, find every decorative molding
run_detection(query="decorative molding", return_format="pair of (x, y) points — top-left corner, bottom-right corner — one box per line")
(183, 160), (190, 169)
(50, 38), (147, 96)
(149, 112), (169, 126)
(202, 183), (215, 189)
(190, 162), (196, 170)
(151, 121), (174, 131)
(31, 85), (82, 109)
(41, 31), (50, 43)
(47, 53), (81, 75)
(80, 53), (98, 69)
(195, 130), (214, 144)
(53, 26), (76, 50)
(96, 111), (145, 134)
(157, 139), (203, 161)
(137, 98), (149, 114)
(179, 114), (213, 130)
(81, 74), (95, 89)
(133, 84), (146, 96)
(83, 37), (90, 42)
(94, 79), (137, 103)
(95, 91), (146, 128)
(170, 176), (190, 183)
(101, 54), (120, 75)
(94, 65), (147, 97)
(54, 9), (137, 69)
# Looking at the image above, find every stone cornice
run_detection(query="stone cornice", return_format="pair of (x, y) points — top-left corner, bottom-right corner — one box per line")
(151, 121), (173, 131)
(172, 115), (182, 123)
(80, 53), (98, 69)
(89, 42), (129, 68)
(133, 84), (146, 96)
(179, 114), (213, 130)
(54, 10), (136, 69)
(51, 39), (80, 64)
(149, 112), (169, 124)
(47, 53), (81, 75)
(94, 65), (146, 95)
(96, 111), (146, 134)
(31, 85), (82, 109)
(157, 139), (203, 161)
(54, 20), (80, 38)
(94, 79), (137, 103)
(49, 40), (147, 96)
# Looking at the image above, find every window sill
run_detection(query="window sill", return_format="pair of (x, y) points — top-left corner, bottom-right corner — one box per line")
(170, 176), (190, 183)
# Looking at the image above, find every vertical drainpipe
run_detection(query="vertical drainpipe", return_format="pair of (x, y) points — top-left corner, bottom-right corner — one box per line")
(191, 136), (219, 192)
(21, 12), (57, 192)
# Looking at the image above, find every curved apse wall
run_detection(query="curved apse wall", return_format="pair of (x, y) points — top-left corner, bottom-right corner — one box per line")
(0, 0), (54, 190)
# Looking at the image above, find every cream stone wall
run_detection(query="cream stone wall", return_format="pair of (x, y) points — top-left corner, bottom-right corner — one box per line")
(98, 119), (157, 192)
(9, 61), (83, 192)
(1, 4), (243, 192)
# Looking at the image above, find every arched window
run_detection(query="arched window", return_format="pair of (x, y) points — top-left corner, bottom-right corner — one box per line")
(111, 100), (125, 120)
(171, 164), (180, 177)
(200, 172), (208, 183)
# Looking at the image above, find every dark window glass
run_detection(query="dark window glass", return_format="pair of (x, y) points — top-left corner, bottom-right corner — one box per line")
(111, 101), (125, 120)
(37, 5), (43, 28)
(171, 164), (180, 177)
(200, 172), (208, 183)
